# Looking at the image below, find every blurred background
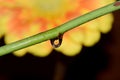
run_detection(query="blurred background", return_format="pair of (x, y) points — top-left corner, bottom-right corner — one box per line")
(0, 6), (120, 80)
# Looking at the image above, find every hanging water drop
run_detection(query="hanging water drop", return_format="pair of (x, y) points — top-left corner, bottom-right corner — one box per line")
(50, 34), (63, 48)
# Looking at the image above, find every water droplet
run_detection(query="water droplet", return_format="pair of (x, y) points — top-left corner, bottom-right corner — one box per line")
(50, 34), (63, 48)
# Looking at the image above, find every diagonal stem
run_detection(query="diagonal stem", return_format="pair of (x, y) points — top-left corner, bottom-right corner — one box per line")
(0, 1), (120, 56)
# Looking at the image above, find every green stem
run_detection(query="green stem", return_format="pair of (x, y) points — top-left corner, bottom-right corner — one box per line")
(0, 1), (120, 56)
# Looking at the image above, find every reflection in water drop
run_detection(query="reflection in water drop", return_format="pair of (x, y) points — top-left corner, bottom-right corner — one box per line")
(114, 1), (120, 6)
(50, 34), (63, 48)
